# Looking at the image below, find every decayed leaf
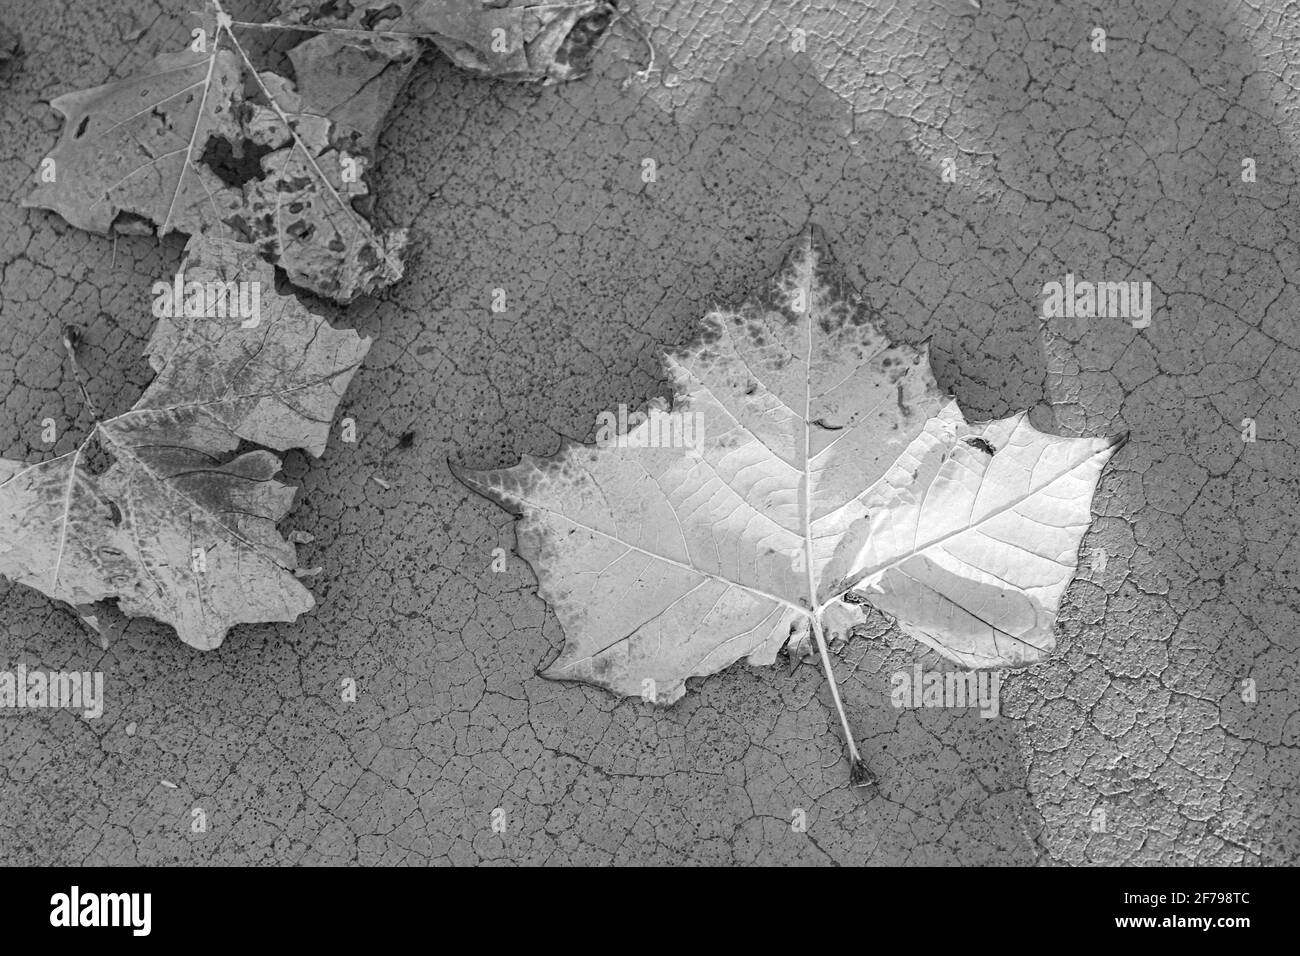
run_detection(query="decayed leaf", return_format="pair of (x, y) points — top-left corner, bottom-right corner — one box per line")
(458, 225), (1122, 773)
(23, 7), (414, 302)
(0, 236), (370, 650)
(276, 0), (620, 83)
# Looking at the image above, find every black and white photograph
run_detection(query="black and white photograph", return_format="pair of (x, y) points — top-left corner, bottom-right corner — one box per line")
(0, 0), (1292, 912)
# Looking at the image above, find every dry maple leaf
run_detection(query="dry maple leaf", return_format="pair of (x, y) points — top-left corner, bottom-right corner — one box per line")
(275, 0), (620, 83)
(0, 237), (370, 650)
(457, 225), (1123, 781)
(22, 1), (413, 302)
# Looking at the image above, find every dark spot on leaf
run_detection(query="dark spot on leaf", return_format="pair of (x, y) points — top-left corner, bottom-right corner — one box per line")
(964, 436), (997, 456)
(360, 3), (403, 30)
(896, 381), (910, 415)
(74, 115), (89, 138)
(199, 134), (273, 188)
(313, 0), (355, 21)
(110, 210), (155, 236)
(554, 3), (617, 75)
(810, 417), (843, 431)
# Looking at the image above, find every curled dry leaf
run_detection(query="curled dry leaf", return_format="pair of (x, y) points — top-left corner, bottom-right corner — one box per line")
(0, 237), (370, 650)
(276, 0), (620, 83)
(457, 225), (1123, 775)
(23, 8), (415, 302)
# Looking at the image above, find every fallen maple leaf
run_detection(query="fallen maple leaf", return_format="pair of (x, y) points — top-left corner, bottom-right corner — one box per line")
(457, 225), (1123, 781)
(0, 236), (370, 650)
(275, 0), (620, 83)
(23, 2), (414, 302)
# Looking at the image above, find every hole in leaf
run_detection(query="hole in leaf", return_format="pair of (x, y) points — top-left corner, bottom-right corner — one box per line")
(110, 210), (155, 236)
(962, 436), (997, 456)
(554, 5), (617, 73)
(199, 134), (274, 188)
(361, 3), (403, 30)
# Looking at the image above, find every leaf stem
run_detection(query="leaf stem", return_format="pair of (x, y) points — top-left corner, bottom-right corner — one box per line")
(60, 326), (99, 422)
(808, 611), (870, 784)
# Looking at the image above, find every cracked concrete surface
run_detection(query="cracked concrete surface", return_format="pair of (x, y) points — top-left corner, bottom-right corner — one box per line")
(0, 0), (1296, 865)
